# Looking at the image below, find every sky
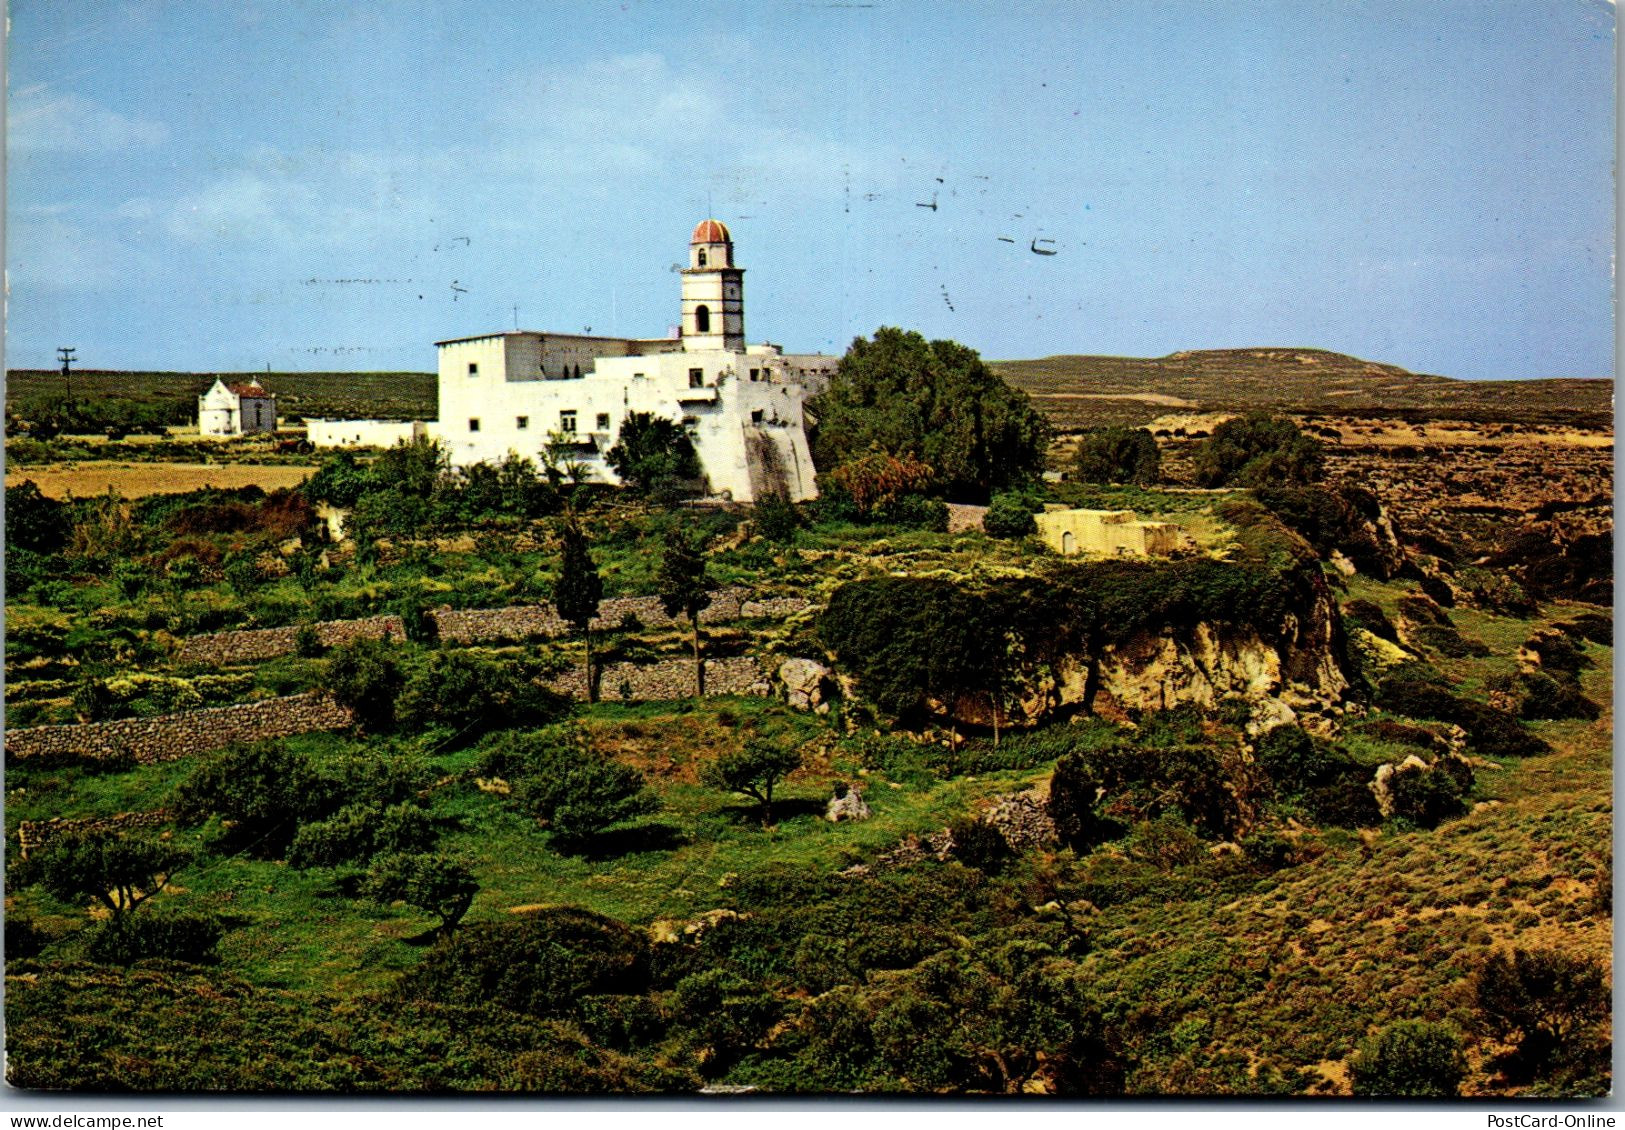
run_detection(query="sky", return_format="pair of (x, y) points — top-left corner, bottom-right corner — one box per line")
(5, 0), (1615, 380)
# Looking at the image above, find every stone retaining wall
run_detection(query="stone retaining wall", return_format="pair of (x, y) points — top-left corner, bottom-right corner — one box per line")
(166, 592), (812, 660)
(4, 692), (354, 765)
(175, 615), (405, 665)
(546, 656), (772, 701)
(15, 809), (170, 858)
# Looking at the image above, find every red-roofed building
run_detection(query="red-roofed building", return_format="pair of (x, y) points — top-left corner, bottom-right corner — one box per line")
(199, 377), (277, 435)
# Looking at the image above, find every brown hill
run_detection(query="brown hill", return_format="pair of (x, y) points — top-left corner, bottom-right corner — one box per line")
(991, 348), (1613, 431)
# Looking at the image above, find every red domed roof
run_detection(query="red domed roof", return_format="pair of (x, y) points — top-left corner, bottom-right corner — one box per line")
(691, 218), (731, 244)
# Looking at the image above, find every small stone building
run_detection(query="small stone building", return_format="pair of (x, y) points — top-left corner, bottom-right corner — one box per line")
(199, 378), (277, 436)
(1035, 507), (1186, 557)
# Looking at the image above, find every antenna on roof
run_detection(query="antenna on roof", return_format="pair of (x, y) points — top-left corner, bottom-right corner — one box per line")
(513, 304), (519, 330)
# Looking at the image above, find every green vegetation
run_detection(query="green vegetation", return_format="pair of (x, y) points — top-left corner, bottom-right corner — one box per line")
(811, 327), (1049, 500)
(4, 391), (1610, 1097)
(606, 412), (702, 498)
(1073, 425), (1161, 485)
(1193, 411), (1325, 487)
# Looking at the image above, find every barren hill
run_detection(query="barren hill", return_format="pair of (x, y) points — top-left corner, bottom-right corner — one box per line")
(991, 348), (1613, 431)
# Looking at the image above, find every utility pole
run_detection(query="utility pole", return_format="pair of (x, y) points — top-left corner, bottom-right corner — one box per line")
(57, 347), (77, 400)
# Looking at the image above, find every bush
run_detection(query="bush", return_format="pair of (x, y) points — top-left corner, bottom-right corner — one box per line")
(947, 816), (1012, 872)
(501, 731), (658, 843)
(1255, 724), (1341, 795)
(982, 492), (1039, 539)
(752, 492), (803, 543)
(1073, 426), (1160, 486)
(85, 912), (223, 966)
(363, 852), (478, 937)
(322, 639), (407, 734)
(398, 909), (651, 1019)
(1476, 948), (1610, 1084)
(287, 802), (436, 870)
(606, 412), (700, 496)
(173, 742), (333, 856)
(810, 327), (1049, 500)
(395, 650), (570, 739)
(1193, 412), (1324, 488)
(1387, 761), (1469, 828)
(1349, 1020), (1467, 1097)
(6, 481), (70, 554)
(1376, 675), (1549, 759)
(294, 624), (325, 658)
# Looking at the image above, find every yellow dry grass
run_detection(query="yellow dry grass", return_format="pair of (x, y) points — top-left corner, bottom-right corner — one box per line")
(5, 462), (313, 499)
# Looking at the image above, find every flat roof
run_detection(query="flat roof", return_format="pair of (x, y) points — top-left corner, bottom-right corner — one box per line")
(434, 329), (673, 348)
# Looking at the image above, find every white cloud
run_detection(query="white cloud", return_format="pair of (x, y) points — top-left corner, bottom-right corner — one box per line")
(8, 91), (169, 154)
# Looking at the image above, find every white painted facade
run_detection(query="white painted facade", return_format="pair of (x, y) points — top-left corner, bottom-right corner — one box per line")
(199, 378), (277, 436)
(305, 418), (427, 448)
(424, 220), (825, 502)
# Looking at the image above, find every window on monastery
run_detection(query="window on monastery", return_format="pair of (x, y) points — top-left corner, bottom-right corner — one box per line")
(751, 409), (764, 424)
(516, 416), (529, 430)
(469, 418), (481, 432)
(697, 249), (707, 267)
(559, 410), (577, 434)
(468, 363), (478, 377)
(695, 305), (710, 333)
(596, 413), (611, 430)
(749, 368), (760, 381)
(689, 368), (704, 388)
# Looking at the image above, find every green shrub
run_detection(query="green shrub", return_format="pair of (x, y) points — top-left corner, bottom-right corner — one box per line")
(287, 802), (435, 870)
(947, 816), (1012, 872)
(1193, 412), (1324, 488)
(1476, 948), (1610, 1086)
(1349, 1020), (1467, 1097)
(395, 650), (570, 739)
(173, 741), (334, 856)
(322, 638), (407, 734)
(982, 492), (1039, 538)
(1073, 426), (1160, 486)
(1255, 724), (1342, 795)
(363, 852), (478, 937)
(398, 909), (651, 1019)
(500, 731), (658, 843)
(1376, 674), (1549, 759)
(752, 492), (803, 543)
(84, 911), (223, 966)
(1387, 761), (1469, 829)
(294, 624), (325, 658)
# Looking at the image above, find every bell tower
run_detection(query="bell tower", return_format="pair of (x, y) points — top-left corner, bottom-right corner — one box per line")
(681, 218), (745, 352)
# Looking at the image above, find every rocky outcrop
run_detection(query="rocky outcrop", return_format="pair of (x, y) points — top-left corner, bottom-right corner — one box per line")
(779, 658), (834, 713)
(825, 785), (871, 823)
(980, 790), (1057, 852)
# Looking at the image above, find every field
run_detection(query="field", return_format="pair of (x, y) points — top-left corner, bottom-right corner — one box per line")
(5, 461), (314, 500)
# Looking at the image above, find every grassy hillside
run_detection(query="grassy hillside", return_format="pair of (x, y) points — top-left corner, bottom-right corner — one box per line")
(991, 348), (1613, 431)
(6, 370), (438, 423)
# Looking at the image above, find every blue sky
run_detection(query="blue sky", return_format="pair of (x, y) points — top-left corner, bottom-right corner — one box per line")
(6, 0), (1615, 379)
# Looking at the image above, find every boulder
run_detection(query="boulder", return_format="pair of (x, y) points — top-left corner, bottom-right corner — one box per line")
(980, 790), (1057, 851)
(826, 785), (871, 823)
(1245, 697), (1298, 738)
(779, 657), (834, 713)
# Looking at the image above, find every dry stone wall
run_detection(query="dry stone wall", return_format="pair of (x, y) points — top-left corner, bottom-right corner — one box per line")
(16, 808), (170, 858)
(547, 656), (772, 701)
(4, 692), (353, 766)
(175, 615), (404, 665)
(430, 587), (799, 645)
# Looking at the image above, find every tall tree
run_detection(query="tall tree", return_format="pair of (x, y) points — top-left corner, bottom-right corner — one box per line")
(810, 327), (1049, 501)
(554, 522), (604, 703)
(657, 528), (713, 697)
